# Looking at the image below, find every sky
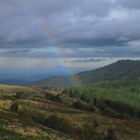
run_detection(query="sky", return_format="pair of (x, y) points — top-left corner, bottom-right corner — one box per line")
(0, 0), (140, 80)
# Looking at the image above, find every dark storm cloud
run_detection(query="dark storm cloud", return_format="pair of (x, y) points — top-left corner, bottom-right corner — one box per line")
(0, 0), (140, 58)
(64, 38), (129, 47)
(64, 58), (106, 63)
(116, 0), (140, 9)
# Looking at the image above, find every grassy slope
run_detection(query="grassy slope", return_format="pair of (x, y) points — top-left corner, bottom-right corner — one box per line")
(0, 85), (72, 140)
(0, 84), (38, 93)
(0, 89), (139, 140)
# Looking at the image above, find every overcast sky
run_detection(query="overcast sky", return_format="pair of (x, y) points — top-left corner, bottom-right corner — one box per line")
(0, 0), (140, 74)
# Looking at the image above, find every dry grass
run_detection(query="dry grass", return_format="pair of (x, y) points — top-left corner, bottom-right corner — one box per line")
(0, 85), (140, 140)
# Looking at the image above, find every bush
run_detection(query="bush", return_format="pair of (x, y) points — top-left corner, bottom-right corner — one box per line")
(32, 113), (45, 124)
(96, 99), (108, 111)
(138, 111), (140, 118)
(102, 107), (119, 117)
(81, 120), (99, 140)
(10, 103), (46, 124)
(17, 105), (45, 124)
(72, 100), (95, 112)
(45, 93), (61, 102)
(104, 99), (139, 117)
(119, 113), (131, 120)
(105, 128), (118, 140)
(72, 100), (83, 109)
(0, 127), (18, 137)
(14, 92), (28, 99)
(10, 103), (19, 112)
(44, 114), (72, 133)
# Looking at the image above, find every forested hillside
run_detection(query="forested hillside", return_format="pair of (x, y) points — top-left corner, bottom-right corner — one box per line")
(34, 60), (140, 87)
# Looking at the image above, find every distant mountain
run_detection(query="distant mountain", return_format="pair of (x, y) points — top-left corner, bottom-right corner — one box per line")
(33, 60), (140, 87)
(0, 79), (33, 85)
(76, 59), (140, 84)
(33, 76), (74, 87)
(0, 69), (53, 85)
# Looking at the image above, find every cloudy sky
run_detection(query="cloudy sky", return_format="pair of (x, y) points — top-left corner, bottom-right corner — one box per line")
(0, 0), (140, 78)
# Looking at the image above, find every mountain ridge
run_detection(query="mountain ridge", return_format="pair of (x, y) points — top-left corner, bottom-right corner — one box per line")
(34, 59), (140, 87)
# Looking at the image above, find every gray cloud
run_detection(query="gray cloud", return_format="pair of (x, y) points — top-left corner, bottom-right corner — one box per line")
(0, 0), (140, 59)
(116, 0), (140, 9)
(63, 58), (106, 63)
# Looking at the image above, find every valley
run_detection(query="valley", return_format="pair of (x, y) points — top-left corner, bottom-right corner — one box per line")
(0, 60), (140, 140)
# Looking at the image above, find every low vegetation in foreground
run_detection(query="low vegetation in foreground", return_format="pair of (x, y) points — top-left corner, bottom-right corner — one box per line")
(0, 81), (139, 140)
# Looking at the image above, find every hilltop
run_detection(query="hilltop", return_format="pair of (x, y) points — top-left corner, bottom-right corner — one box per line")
(34, 60), (140, 87)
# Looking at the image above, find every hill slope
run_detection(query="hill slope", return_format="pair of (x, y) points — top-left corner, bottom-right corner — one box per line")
(0, 84), (140, 140)
(34, 60), (140, 87)
(35, 76), (73, 87)
(76, 59), (140, 84)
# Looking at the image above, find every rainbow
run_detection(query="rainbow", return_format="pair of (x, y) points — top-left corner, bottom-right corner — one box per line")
(16, 0), (81, 86)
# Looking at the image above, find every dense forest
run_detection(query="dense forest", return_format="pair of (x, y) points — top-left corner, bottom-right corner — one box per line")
(64, 80), (140, 119)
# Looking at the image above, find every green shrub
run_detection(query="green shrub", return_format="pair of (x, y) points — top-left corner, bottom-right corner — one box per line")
(11, 104), (46, 124)
(45, 93), (61, 102)
(102, 106), (119, 117)
(72, 100), (83, 109)
(119, 113), (131, 120)
(10, 103), (19, 112)
(72, 100), (95, 112)
(1, 95), (14, 100)
(81, 120), (99, 140)
(18, 105), (45, 124)
(95, 99), (108, 111)
(0, 127), (18, 137)
(105, 128), (118, 140)
(44, 114), (72, 133)
(15, 92), (29, 99)
(104, 99), (139, 117)
(138, 111), (140, 118)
